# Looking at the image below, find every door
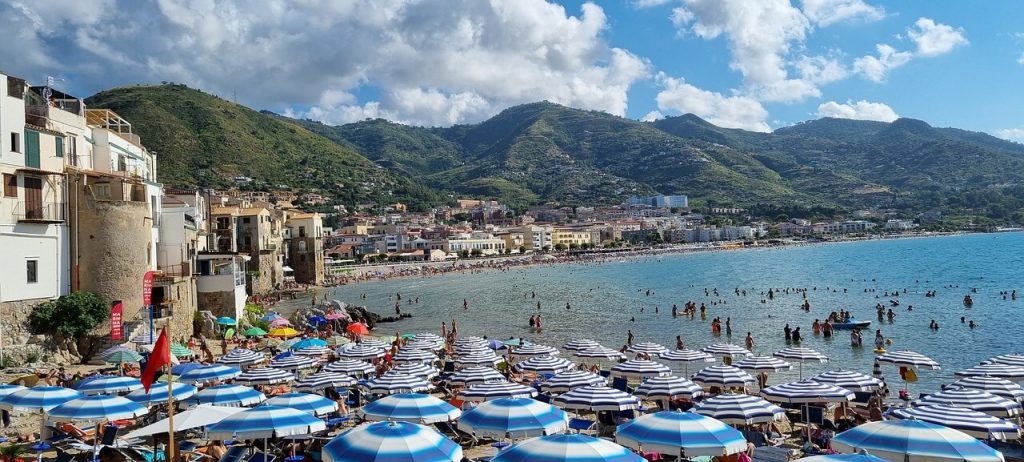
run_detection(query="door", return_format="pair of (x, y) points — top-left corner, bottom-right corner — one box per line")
(23, 176), (42, 219)
(24, 130), (40, 168)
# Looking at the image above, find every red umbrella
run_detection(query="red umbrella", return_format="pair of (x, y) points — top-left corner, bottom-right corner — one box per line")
(346, 323), (370, 335)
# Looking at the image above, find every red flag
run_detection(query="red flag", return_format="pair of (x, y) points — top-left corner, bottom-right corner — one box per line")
(141, 327), (171, 392)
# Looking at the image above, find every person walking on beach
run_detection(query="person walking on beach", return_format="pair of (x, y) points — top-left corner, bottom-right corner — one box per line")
(745, 332), (754, 351)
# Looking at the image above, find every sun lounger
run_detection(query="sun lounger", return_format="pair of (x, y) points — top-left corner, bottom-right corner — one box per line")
(568, 418), (596, 435)
(219, 446), (247, 462)
(435, 421), (477, 446)
(246, 451), (275, 462)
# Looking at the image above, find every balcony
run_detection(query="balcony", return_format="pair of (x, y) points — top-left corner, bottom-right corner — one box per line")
(14, 202), (65, 223)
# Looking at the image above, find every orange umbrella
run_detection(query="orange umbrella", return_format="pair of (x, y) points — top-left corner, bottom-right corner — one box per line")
(267, 327), (300, 338)
(346, 323), (370, 335)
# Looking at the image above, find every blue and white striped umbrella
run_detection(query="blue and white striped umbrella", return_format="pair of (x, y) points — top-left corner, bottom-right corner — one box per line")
(459, 381), (538, 402)
(693, 393), (785, 425)
(389, 363), (440, 380)
(628, 342), (669, 357)
(449, 367), (506, 387)
(206, 405), (327, 439)
(178, 364), (242, 384)
(563, 339), (601, 352)
(889, 404), (1021, 441)
(956, 364), (1024, 380)
(0, 385), (26, 398)
(294, 372), (357, 392)
(266, 392), (339, 416)
(988, 354), (1024, 368)
(337, 344), (387, 361)
(516, 356), (575, 374)
(795, 455), (888, 462)
(875, 351), (941, 370)
(660, 349), (715, 364)
(914, 388), (1022, 417)
(552, 386), (639, 412)
(234, 367), (295, 385)
(455, 352), (502, 368)
(356, 339), (391, 350)
(46, 395), (149, 423)
(812, 370), (884, 392)
(832, 419), (1005, 462)
(701, 344), (752, 358)
(269, 355), (319, 371)
(453, 336), (488, 348)
(574, 346), (626, 361)
(404, 339), (443, 351)
(952, 376), (1024, 402)
(189, 384), (266, 407)
(364, 373), (431, 395)
(616, 411), (748, 457)
(774, 347), (829, 363)
(216, 349), (265, 366)
(492, 434), (642, 462)
(359, 393), (461, 423)
(459, 398), (568, 438)
(761, 380), (854, 404)
(125, 382), (197, 405)
(324, 421), (462, 462)
(324, 359), (376, 376)
(294, 346), (333, 357)
(692, 366), (755, 388)
(735, 356), (792, 374)
(392, 349), (438, 364)
(455, 345), (493, 357)
(610, 360), (671, 379)
(633, 376), (703, 401)
(75, 375), (143, 396)
(0, 386), (80, 411)
(511, 344), (560, 358)
(542, 371), (606, 393)
(413, 332), (444, 343)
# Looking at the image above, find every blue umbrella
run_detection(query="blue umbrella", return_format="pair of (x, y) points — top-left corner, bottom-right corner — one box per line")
(125, 382), (197, 406)
(171, 363), (205, 376)
(358, 393), (460, 424)
(693, 393), (785, 425)
(552, 386), (638, 412)
(308, 316), (328, 326)
(46, 395), (149, 423)
(234, 368), (295, 386)
(261, 313), (282, 322)
(291, 338), (328, 350)
(216, 317), (237, 325)
(459, 381), (538, 402)
(492, 434), (642, 462)
(0, 386), (80, 411)
(615, 411), (748, 457)
(458, 397), (568, 438)
(795, 455), (888, 462)
(75, 375), (143, 396)
(265, 392), (339, 416)
(294, 372), (357, 393)
(178, 364), (242, 384)
(0, 384), (26, 398)
(217, 349), (266, 367)
(189, 384), (266, 407)
(273, 351), (294, 360)
(206, 405), (327, 439)
(323, 420), (462, 462)
(832, 420), (1004, 462)
(888, 404), (1021, 441)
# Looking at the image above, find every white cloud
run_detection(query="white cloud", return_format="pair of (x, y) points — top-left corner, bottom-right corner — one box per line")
(853, 17), (967, 82)
(794, 55), (849, 85)
(1018, 52), (1024, 66)
(852, 44), (913, 82)
(634, 0), (673, 8)
(816, 100), (898, 122)
(653, 73), (770, 132)
(996, 128), (1024, 143)
(641, 110), (665, 122)
(801, 0), (884, 27)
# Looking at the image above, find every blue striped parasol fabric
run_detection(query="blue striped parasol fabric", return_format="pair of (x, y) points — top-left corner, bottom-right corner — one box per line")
(511, 344), (560, 358)
(794, 454), (888, 462)
(265, 392), (339, 416)
(403, 339), (443, 351)
(125, 382), (197, 405)
(988, 354), (1024, 368)
(552, 386), (639, 412)
(952, 376), (1024, 402)
(75, 375), (143, 396)
(294, 346), (333, 357)
(913, 388), (1022, 417)
(337, 344), (387, 361)
(831, 419), (1004, 462)
(294, 372), (357, 392)
(492, 434), (642, 462)
(660, 349), (715, 363)
(693, 393), (785, 425)
(761, 380), (854, 404)
(458, 397), (568, 438)
(812, 370), (884, 392)
(392, 349), (438, 364)
(0, 384), (26, 398)
(701, 343), (752, 358)
(691, 365), (755, 388)
(889, 404), (1021, 441)
(454, 352), (502, 368)
(206, 404), (327, 439)
(628, 342), (669, 356)
(101, 349), (143, 364)
(573, 346), (626, 361)
(413, 332), (444, 343)
(633, 376), (703, 401)
(324, 421), (462, 462)
(955, 364), (1024, 380)
(188, 384), (266, 407)
(773, 347), (829, 363)
(0, 386), (80, 411)
(734, 356), (792, 374)
(46, 395), (149, 423)
(178, 364), (242, 384)
(269, 355), (319, 371)
(358, 393), (461, 424)
(448, 366), (506, 386)
(455, 345), (493, 357)
(615, 411), (748, 457)
(388, 363), (440, 380)
(216, 348), (266, 366)
(541, 370), (606, 393)
(459, 381), (538, 402)
(364, 373), (431, 395)
(289, 338), (328, 350)
(234, 367), (295, 385)
(453, 336), (488, 348)
(875, 351), (941, 369)
(610, 360), (672, 379)
(516, 356), (576, 374)
(323, 359), (376, 376)
(563, 339), (601, 352)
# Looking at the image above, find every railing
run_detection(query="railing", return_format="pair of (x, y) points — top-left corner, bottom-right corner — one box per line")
(13, 202), (65, 222)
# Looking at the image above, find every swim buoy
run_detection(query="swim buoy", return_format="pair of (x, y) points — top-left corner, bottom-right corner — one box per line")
(874, 348), (886, 354)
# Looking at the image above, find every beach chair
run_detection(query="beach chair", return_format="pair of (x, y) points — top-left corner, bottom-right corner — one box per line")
(568, 418), (596, 435)
(246, 451), (275, 462)
(435, 421), (477, 446)
(219, 447), (247, 462)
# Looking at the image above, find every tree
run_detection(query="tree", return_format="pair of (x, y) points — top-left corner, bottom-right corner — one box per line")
(554, 243), (566, 251)
(518, 245), (526, 254)
(503, 247), (511, 255)
(568, 243), (578, 250)
(29, 291), (108, 362)
(459, 249), (470, 258)
(470, 248), (483, 257)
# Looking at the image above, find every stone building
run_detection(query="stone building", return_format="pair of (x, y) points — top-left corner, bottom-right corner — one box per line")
(285, 212), (325, 284)
(237, 207), (285, 294)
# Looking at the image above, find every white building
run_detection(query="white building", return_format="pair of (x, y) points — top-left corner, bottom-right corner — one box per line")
(522, 224), (554, 250)
(196, 253), (249, 320)
(445, 232), (506, 255)
(884, 219), (918, 231)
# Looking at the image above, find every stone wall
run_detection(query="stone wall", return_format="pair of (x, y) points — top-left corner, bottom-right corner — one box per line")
(0, 298), (75, 366)
(197, 291), (236, 319)
(247, 252), (277, 295)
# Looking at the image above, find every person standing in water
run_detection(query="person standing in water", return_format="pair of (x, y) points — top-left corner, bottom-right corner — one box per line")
(676, 335), (684, 350)
(745, 332), (754, 351)
(627, 329), (635, 346)
(874, 330), (885, 349)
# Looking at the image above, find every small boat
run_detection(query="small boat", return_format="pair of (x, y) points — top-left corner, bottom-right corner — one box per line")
(832, 318), (871, 330)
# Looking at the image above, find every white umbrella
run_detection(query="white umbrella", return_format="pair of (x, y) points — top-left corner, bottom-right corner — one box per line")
(124, 405), (244, 439)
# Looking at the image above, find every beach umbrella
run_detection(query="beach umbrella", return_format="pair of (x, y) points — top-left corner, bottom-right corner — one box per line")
(216, 317), (237, 325)
(875, 350), (941, 369)
(124, 405), (243, 438)
(268, 327), (299, 338)
(735, 356), (792, 374)
(392, 349), (438, 364)
(243, 327), (268, 337)
(0, 386), (80, 411)
(403, 339), (442, 351)
(633, 376), (703, 401)
(337, 344), (387, 361)
(389, 363), (440, 380)
(692, 365), (755, 388)
(454, 336), (488, 348)
(234, 367), (295, 386)
(541, 371), (606, 393)
(324, 312), (347, 321)
(693, 393), (785, 425)
(889, 404), (1021, 441)
(563, 339), (601, 352)
(455, 352), (502, 368)
(701, 343), (752, 359)
(460, 381), (538, 402)
(325, 335), (351, 347)
(610, 360), (672, 379)
(359, 393), (461, 424)
(628, 342), (669, 357)
(492, 434), (642, 462)
(952, 376), (1024, 402)
(179, 364), (243, 384)
(364, 373), (431, 395)
(206, 404), (327, 439)
(46, 395), (148, 423)
(455, 345), (493, 357)
(414, 332), (444, 343)
(956, 364), (1024, 380)
(101, 348), (143, 364)
(266, 392), (339, 416)
(189, 384), (266, 407)
(269, 355), (319, 371)
(216, 349), (266, 367)
(832, 419), (1005, 462)
(459, 398), (568, 438)
(100, 343), (135, 357)
(75, 375), (142, 396)
(449, 367), (506, 387)
(324, 359), (376, 376)
(269, 318), (292, 327)
(574, 346), (626, 361)
(659, 349), (716, 375)
(294, 346), (333, 357)
(795, 455), (888, 462)
(913, 388), (1022, 417)
(346, 322), (370, 335)
(761, 380), (854, 404)
(171, 343), (194, 358)
(813, 370), (884, 392)
(261, 312), (282, 322)
(323, 420), (462, 462)
(125, 382), (197, 405)
(290, 338), (328, 350)
(171, 363), (203, 376)
(615, 411), (748, 457)
(988, 354), (1024, 368)
(516, 356), (576, 374)
(308, 315), (328, 326)
(294, 372), (357, 392)
(774, 347), (829, 379)
(552, 385), (639, 412)
(0, 385), (26, 398)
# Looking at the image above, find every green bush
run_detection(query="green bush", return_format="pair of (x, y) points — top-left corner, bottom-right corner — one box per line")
(29, 292), (108, 338)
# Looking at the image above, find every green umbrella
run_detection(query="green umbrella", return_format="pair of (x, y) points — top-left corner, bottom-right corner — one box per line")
(170, 343), (194, 358)
(244, 327), (268, 337)
(325, 335), (350, 347)
(102, 350), (143, 364)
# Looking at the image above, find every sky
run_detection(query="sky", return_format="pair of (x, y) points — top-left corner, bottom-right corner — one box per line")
(1, 0), (1021, 141)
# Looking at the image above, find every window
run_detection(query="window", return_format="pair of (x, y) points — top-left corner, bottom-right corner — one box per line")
(55, 136), (63, 157)
(7, 78), (25, 98)
(92, 183), (110, 199)
(299, 226), (306, 237)
(10, 132), (20, 153)
(26, 260), (38, 283)
(3, 174), (16, 197)
(242, 217), (251, 224)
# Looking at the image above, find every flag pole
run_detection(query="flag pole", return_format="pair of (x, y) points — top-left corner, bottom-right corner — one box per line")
(166, 327), (176, 462)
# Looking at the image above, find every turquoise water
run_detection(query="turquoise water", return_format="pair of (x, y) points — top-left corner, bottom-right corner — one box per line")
(307, 233), (1024, 392)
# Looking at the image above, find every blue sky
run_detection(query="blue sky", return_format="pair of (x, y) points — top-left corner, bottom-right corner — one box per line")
(1, 0), (1021, 140)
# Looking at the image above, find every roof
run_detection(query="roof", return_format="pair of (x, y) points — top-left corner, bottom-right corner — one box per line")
(238, 207), (270, 216)
(288, 212), (318, 219)
(211, 206), (240, 215)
